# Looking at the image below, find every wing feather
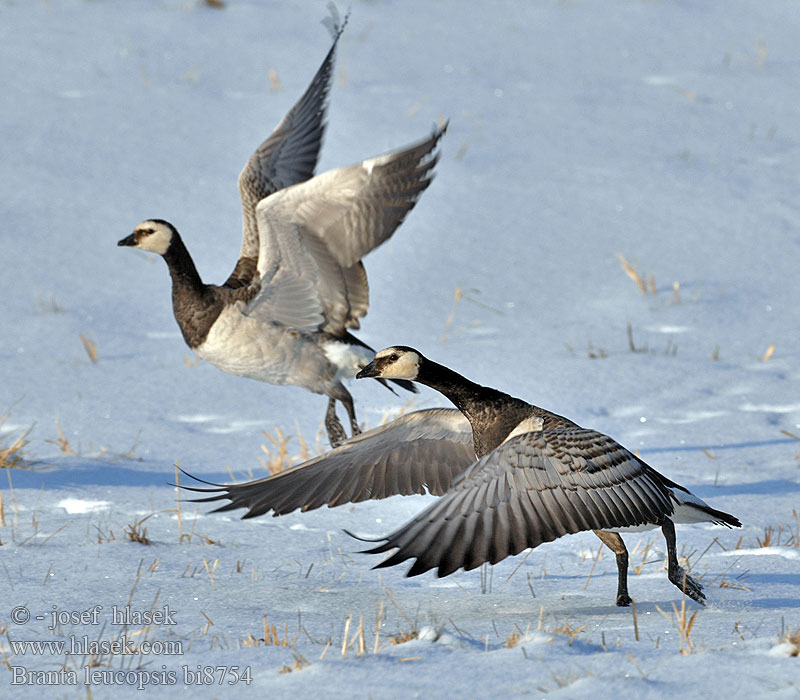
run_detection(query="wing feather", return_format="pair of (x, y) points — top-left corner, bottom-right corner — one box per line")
(251, 123), (446, 334)
(360, 427), (674, 577)
(226, 14), (346, 288)
(179, 409), (474, 518)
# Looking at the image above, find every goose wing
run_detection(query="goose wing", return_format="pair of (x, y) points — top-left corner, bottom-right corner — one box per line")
(245, 123), (446, 334)
(180, 408), (475, 518)
(225, 13), (346, 289)
(359, 428), (674, 578)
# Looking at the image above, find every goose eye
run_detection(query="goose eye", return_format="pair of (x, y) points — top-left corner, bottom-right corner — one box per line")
(388, 353), (398, 362)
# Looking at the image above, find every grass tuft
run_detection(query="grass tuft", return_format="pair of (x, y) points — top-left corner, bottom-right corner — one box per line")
(278, 653), (310, 673)
(504, 624), (531, 649)
(124, 519), (151, 545)
(390, 630), (418, 646)
(242, 617), (299, 648)
(656, 598), (699, 655)
(548, 620), (586, 646)
(0, 414), (34, 470)
(46, 420), (76, 456)
(260, 426), (312, 475)
(617, 254), (654, 294)
(780, 627), (800, 656)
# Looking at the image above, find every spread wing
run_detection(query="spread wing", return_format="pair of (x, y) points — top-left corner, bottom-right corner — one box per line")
(358, 428), (674, 577)
(179, 408), (475, 517)
(245, 122), (446, 334)
(225, 11), (347, 289)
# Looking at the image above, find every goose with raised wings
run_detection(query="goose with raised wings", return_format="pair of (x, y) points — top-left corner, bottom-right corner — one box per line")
(119, 17), (446, 446)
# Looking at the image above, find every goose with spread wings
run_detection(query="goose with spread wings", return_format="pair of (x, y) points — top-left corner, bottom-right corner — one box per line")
(180, 346), (741, 606)
(118, 16), (445, 446)
(351, 347), (741, 605)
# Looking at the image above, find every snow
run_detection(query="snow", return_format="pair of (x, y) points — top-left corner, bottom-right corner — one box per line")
(2, 0), (800, 697)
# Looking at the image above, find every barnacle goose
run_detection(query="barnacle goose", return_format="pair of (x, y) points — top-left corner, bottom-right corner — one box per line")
(353, 347), (741, 605)
(180, 346), (741, 606)
(118, 16), (446, 447)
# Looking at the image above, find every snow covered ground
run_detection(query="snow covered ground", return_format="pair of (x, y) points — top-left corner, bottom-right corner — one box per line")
(2, 0), (800, 697)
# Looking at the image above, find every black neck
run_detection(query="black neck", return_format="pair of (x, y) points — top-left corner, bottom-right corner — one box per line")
(164, 233), (204, 293)
(416, 358), (529, 419)
(415, 356), (534, 458)
(415, 359), (490, 412)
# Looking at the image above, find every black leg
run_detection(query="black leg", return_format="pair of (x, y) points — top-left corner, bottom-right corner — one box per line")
(661, 519), (705, 605)
(341, 393), (361, 438)
(594, 530), (632, 606)
(325, 398), (347, 448)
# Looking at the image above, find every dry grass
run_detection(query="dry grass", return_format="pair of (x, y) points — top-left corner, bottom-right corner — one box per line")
(617, 254), (656, 294)
(124, 518), (151, 545)
(278, 653), (310, 674)
(548, 620), (586, 646)
(582, 542), (604, 590)
(237, 592), (433, 671)
(389, 630), (418, 646)
(269, 68), (282, 92)
(173, 466), (222, 546)
(242, 617), (299, 648)
(504, 623), (533, 649)
(202, 557), (219, 589)
(757, 525), (777, 548)
(440, 285), (503, 343)
(656, 598), (699, 655)
(260, 426), (311, 475)
(779, 626), (800, 656)
(504, 629), (523, 648)
(731, 512), (800, 550)
(256, 403), (414, 476)
(564, 341), (607, 359)
(35, 293), (64, 314)
(587, 341), (608, 359)
(0, 415), (33, 470)
(630, 536), (659, 575)
(627, 323), (647, 353)
(46, 420), (76, 456)
(79, 334), (98, 363)
(441, 285), (462, 343)
(755, 516), (800, 548)
(761, 343), (776, 362)
(782, 430), (800, 461)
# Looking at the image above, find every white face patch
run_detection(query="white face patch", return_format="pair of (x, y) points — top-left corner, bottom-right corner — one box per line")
(373, 347), (421, 380)
(133, 220), (173, 255)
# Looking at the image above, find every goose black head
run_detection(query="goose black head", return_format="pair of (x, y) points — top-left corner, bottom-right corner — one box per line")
(356, 346), (422, 381)
(118, 219), (177, 256)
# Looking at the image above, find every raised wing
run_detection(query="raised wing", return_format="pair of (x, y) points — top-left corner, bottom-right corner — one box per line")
(180, 408), (475, 517)
(225, 11), (347, 289)
(249, 122), (446, 333)
(358, 428), (674, 577)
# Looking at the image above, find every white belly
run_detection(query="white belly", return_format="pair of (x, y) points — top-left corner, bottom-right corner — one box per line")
(194, 306), (320, 387)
